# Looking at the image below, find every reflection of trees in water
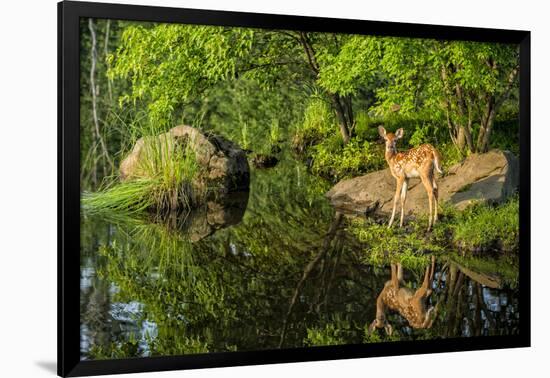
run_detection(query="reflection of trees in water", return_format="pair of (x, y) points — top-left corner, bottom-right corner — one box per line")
(80, 220), (126, 358)
(80, 161), (519, 359)
(433, 262), (519, 338)
(80, 273), (112, 356)
(369, 259), (519, 340)
(81, 164), (375, 357)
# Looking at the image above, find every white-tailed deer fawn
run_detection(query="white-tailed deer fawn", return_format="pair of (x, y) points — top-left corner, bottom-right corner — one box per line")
(378, 126), (443, 230)
(368, 256), (436, 335)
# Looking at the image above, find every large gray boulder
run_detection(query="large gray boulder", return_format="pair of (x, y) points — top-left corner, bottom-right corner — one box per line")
(325, 150), (518, 215)
(120, 125), (250, 196)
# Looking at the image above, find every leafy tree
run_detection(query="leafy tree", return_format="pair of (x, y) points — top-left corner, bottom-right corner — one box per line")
(318, 36), (519, 154)
(109, 25), (364, 143)
(108, 24), (255, 128)
(87, 20), (520, 188)
(375, 39), (519, 154)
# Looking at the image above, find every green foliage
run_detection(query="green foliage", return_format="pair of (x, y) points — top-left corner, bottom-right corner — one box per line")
(317, 35), (382, 96)
(310, 138), (385, 181)
(199, 78), (303, 155)
(240, 121), (250, 150)
(147, 334), (209, 356)
(348, 195), (519, 264)
(451, 196), (519, 252)
(83, 19), (520, 192)
(88, 338), (142, 360)
(352, 111), (375, 140)
(83, 134), (200, 213)
(490, 119), (520, 156)
(446, 253), (519, 288)
(82, 178), (159, 214)
(269, 118), (281, 146)
(292, 97), (335, 151)
(306, 317), (402, 347)
(305, 323), (346, 347)
(436, 142), (465, 169)
(109, 24), (254, 127)
(370, 38), (519, 153)
(348, 218), (443, 272)
(363, 326), (401, 343)
(80, 19), (521, 361)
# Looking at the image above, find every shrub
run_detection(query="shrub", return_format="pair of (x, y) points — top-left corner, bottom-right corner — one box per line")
(310, 138), (386, 181)
(347, 195), (519, 262)
(292, 97), (334, 152)
(348, 218), (444, 271)
(451, 196), (519, 252)
(304, 324), (346, 347)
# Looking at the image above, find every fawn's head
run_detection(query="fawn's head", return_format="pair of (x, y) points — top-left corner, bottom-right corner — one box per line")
(378, 126), (404, 154)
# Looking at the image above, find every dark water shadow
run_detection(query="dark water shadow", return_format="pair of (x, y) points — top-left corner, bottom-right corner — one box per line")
(35, 361), (56, 374)
(149, 190), (250, 242)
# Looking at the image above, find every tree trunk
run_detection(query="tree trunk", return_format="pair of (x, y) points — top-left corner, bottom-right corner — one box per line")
(476, 65), (517, 153)
(441, 66), (469, 155)
(89, 19), (113, 179)
(297, 31), (353, 144)
(480, 111), (496, 153)
(464, 125), (474, 152)
(476, 95), (496, 153)
(454, 83), (474, 153)
(103, 19), (113, 103)
(331, 94), (351, 144)
(456, 126), (466, 152)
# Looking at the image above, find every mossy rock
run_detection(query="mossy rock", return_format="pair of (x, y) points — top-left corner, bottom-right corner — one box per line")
(326, 150), (518, 215)
(120, 125), (250, 201)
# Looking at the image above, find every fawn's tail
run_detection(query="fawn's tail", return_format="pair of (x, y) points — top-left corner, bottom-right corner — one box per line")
(433, 149), (443, 174)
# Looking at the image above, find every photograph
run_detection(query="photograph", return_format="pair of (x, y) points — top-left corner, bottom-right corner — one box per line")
(78, 16), (521, 361)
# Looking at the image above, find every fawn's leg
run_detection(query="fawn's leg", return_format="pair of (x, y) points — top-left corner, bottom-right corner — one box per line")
(389, 177), (404, 228)
(420, 174), (434, 231)
(426, 256), (435, 297)
(432, 176), (439, 224)
(399, 179), (409, 227)
(414, 262), (432, 300)
(391, 264), (399, 288)
(397, 263), (404, 283)
(429, 255), (435, 282)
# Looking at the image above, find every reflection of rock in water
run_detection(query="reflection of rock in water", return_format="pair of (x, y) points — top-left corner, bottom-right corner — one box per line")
(150, 191), (249, 242)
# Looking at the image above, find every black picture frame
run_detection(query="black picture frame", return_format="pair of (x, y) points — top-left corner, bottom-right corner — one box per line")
(58, 1), (531, 376)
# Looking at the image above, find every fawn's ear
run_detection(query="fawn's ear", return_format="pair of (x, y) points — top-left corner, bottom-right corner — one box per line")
(378, 126), (387, 138)
(395, 128), (404, 139)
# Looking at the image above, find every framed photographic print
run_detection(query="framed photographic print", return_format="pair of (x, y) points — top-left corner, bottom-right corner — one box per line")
(58, 0), (531, 376)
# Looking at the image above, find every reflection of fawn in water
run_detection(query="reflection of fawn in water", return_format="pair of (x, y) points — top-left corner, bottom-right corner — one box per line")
(369, 256), (436, 335)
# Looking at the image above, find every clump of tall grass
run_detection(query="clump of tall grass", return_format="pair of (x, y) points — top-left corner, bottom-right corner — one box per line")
(240, 121), (250, 151)
(292, 97), (334, 153)
(83, 124), (202, 214)
(82, 178), (159, 214)
(348, 217), (443, 272)
(348, 195), (519, 261)
(269, 119), (280, 146)
(451, 196), (519, 253)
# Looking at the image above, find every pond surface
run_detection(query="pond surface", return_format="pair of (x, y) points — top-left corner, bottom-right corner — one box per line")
(80, 153), (519, 360)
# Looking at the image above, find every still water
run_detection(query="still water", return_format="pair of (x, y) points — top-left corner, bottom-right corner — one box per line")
(80, 155), (519, 360)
